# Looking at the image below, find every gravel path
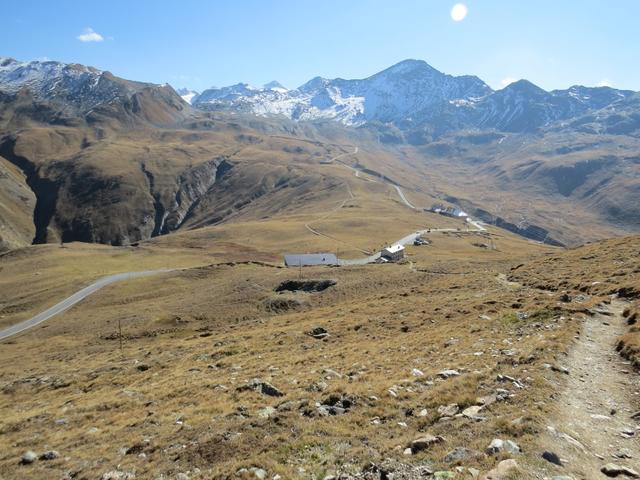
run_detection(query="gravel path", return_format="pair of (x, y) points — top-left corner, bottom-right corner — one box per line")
(542, 299), (640, 478)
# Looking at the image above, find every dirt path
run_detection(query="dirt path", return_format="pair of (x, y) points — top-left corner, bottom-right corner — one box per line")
(540, 299), (640, 478)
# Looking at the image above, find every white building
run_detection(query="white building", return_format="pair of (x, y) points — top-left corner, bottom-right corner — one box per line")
(381, 244), (405, 261)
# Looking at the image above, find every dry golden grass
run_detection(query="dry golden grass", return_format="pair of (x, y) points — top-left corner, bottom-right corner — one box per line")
(1, 225), (616, 479)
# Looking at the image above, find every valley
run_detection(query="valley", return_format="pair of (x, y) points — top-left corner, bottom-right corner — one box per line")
(0, 52), (639, 480)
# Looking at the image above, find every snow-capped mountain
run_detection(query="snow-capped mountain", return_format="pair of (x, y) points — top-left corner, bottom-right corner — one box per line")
(470, 80), (637, 132)
(194, 60), (492, 126)
(0, 57), (144, 113)
(192, 59), (639, 134)
(0, 57), (188, 125)
(176, 88), (199, 104)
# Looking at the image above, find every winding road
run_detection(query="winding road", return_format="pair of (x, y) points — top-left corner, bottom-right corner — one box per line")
(0, 269), (173, 341)
(339, 218), (487, 266)
(0, 144), (488, 340)
(393, 185), (416, 209)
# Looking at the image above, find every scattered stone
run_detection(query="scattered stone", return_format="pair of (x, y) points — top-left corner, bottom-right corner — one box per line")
(257, 406), (276, 418)
(462, 405), (485, 421)
(438, 369), (460, 379)
(542, 451), (563, 466)
(480, 459), (519, 480)
(614, 449), (633, 459)
(101, 471), (135, 480)
(591, 413), (611, 421)
(559, 293), (572, 302)
(438, 403), (460, 417)
(496, 374), (524, 388)
(251, 468), (267, 480)
(20, 451), (37, 465)
(307, 327), (329, 339)
(601, 463), (640, 478)
(410, 434), (444, 453)
(411, 368), (424, 377)
(237, 378), (284, 397)
(39, 450), (59, 460)
(621, 428), (636, 438)
(486, 438), (521, 455)
(551, 365), (570, 375)
(443, 447), (484, 464)
(631, 411), (640, 420)
(477, 394), (497, 406)
(314, 394), (354, 417)
(418, 408), (429, 417)
(237, 467), (268, 479)
(176, 474), (189, 480)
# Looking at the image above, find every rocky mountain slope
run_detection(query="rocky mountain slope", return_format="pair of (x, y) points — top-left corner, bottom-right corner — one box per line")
(0, 154), (35, 250)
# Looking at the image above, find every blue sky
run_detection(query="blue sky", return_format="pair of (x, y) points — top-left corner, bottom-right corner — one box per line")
(3, 0), (639, 92)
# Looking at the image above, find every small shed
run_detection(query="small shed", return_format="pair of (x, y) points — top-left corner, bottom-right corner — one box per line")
(284, 253), (338, 267)
(381, 244), (405, 261)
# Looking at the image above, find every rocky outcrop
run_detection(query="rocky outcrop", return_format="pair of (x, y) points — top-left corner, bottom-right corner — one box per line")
(0, 154), (36, 251)
(162, 158), (233, 233)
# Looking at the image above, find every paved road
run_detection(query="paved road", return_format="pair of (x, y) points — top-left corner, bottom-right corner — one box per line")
(0, 269), (173, 341)
(338, 220), (487, 266)
(393, 185), (416, 209)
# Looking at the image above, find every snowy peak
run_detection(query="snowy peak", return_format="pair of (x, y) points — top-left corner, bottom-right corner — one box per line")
(0, 57), (105, 98)
(373, 59), (439, 78)
(176, 88), (199, 104)
(263, 80), (287, 92)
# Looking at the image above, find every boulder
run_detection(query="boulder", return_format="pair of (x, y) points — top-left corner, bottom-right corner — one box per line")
(480, 459), (519, 480)
(443, 447), (484, 464)
(308, 327), (329, 339)
(462, 405), (485, 420)
(237, 378), (284, 397)
(542, 451), (563, 466)
(19, 451), (37, 465)
(486, 438), (521, 455)
(410, 434), (444, 453)
(39, 450), (59, 460)
(438, 403), (460, 417)
(601, 464), (640, 478)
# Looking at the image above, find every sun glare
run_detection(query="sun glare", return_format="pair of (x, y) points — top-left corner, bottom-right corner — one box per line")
(451, 3), (468, 22)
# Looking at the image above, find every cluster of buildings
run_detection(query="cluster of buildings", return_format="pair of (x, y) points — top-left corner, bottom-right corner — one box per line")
(428, 204), (468, 218)
(380, 244), (405, 262)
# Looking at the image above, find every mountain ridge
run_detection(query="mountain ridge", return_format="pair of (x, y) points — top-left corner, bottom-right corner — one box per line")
(191, 59), (639, 136)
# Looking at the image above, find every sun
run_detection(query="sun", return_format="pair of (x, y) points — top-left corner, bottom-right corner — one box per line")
(451, 3), (468, 22)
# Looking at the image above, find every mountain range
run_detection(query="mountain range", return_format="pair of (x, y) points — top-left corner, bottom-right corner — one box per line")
(0, 55), (638, 251)
(187, 59), (640, 138)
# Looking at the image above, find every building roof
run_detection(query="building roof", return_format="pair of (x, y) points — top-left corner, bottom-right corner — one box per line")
(383, 244), (405, 254)
(284, 253), (338, 267)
